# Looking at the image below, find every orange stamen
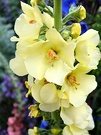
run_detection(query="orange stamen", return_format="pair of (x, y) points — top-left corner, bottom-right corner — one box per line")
(67, 75), (80, 87)
(29, 20), (36, 24)
(47, 49), (59, 63)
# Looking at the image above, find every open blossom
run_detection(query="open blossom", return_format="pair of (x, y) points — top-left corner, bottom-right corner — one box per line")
(31, 79), (60, 112)
(76, 29), (101, 69)
(60, 103), (94, 131)
(63, 125), (90, 135)
(61, 64), (97, 107)
(24, 28), (76, 85)
(11, 1), (43, 42)
(11, 2), (54, 43)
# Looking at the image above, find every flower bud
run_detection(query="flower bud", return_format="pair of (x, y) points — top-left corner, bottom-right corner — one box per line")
(30, 0), (40, 6)
(51, 129), (61, 134)
(61, 30), (70, 40)
(79, 6), (86, 21)
(71, 23), (81, 38)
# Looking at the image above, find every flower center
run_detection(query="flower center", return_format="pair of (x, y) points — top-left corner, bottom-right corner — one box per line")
(29, 20), (36, 24)
(47, 49), (59, 63)
(67, 75), (80, 88)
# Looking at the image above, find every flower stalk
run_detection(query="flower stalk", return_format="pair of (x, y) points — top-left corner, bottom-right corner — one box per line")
(54, 0), (62, 31)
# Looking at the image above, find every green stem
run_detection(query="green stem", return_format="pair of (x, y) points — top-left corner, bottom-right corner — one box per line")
(54, 0), (62, 31)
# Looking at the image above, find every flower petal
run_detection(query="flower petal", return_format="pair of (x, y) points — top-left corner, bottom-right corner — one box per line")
(9, 53), (28, 76)
(40, 83), (58, 104)
(39, 100), (60, 112)
(45, 60), (71, 85)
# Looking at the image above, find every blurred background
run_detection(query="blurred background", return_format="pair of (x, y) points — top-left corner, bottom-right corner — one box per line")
(0, 0), (101, 135)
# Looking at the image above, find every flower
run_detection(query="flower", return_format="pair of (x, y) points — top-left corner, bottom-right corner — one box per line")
(71, 23), (81, 38)
(40, 120), (48, 129)
(31, 79), (60, 112)
(28, 104), (40, 118)
(62, 0), (77, 15)
(61, 103), (94, 130)
(76, 29), (101, 69)
(62, 64), (97, 107)
(24, 28), (75, 85)
(28, 127), (39, 135)
(79, 6), (86, 21)
(30, 0), (40, 6)
(63, 125), (90, 135)
(11, 1), (54, 43)
(80, 21), (88, 34)
(51, 128), (61, 134)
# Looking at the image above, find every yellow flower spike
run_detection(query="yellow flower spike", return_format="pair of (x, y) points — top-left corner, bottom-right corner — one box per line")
(71, 23), (81, 38)
(79, 5), (86, 21)
(30, 0), (40, 6)
(28, 104), (40, 118)
(51, 129), (61, 134)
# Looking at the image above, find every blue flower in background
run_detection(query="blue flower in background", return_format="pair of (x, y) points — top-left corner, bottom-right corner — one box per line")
(40, 120), (48, 129)
(80, 21), (88, 34)
(62, 0), (78, 15)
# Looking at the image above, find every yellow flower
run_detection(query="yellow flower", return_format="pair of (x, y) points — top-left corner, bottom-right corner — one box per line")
(71, 23), (81, 38)
(30, 0), (40, 6)
(63, 125), (90, 135)
(60, 103), (94, 130)
(62, 64), (97, 107)
(28, 104), (40, 118)
(76, 29), (101, 69)
(51, 128), (61, 134)
(24, 28), (76, 85)
(31, 79), (60, 112)
(11, 1), (43, 43)
(79, 6), (86, 21)
(28, 127), (39, 135)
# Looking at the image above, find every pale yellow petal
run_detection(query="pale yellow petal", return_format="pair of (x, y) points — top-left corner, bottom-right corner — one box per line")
(31, 80), (44, 102)
(46, 28), (67, 47)
(28, 129), (34, 135)
(40, 83), (58, 104)
(39, 100), (60, 112)
(77, 29), (100, 46)
(68, 87), (86, 107)
(42, 12), (54, 28)
(45, 60), (71, 85)
(25, 53), (48, 80)
(21, 2), (34, 17)
(63, 126), (72, 135)
(15, 14), (26, 36)
(10, 53), (28, 76)
(60, 108), (73, 125)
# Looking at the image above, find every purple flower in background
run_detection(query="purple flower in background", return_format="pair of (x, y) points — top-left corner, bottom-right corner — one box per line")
(62, 0), (78, 15)
(0, 126), (8, 135)
(80, 21), (88, 34)
(1, 75), (15, 99)
(98, 0), (101, 5)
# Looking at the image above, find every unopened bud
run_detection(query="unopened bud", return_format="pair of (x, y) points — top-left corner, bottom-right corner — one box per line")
(51, 128), (61, 134)
(61, 30), (70, 40)
(71, 23), (81, 38)
(79, 6), (86, 21)
(30, 0), (40, 6)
